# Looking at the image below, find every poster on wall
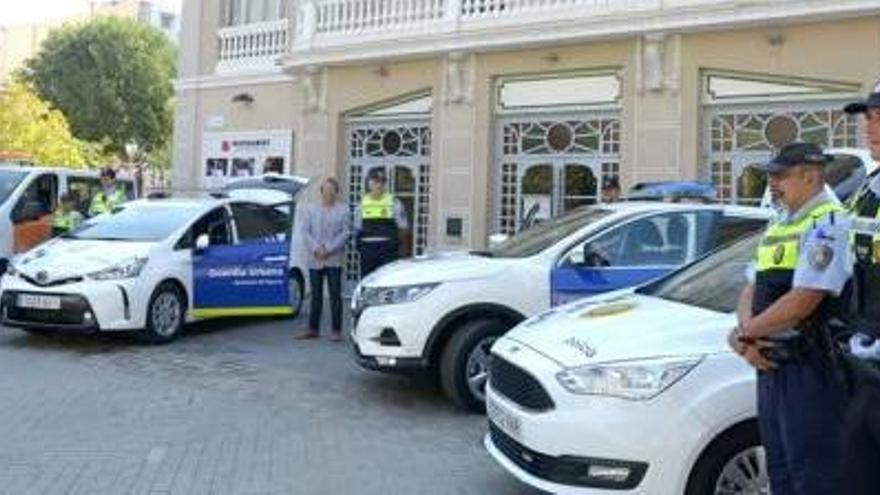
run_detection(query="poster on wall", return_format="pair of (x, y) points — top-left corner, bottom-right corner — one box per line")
(201, 130), (293, 188)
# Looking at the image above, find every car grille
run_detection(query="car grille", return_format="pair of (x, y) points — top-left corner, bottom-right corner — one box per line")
(489, 423), (648, 489)
(20, 274), (84, 287)
(490, 356), (554, 411)
(1, 292), (91, 326)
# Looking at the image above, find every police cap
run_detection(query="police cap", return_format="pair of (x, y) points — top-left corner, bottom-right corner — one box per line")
(367, 169), (387, 183)
(757, 142), (832, 175)
(844, 81), (880, 114)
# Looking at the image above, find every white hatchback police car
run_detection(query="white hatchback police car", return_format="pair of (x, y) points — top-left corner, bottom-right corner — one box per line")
(351, 202), (771, 412)
(485, 234), (765, 494)
(0, 176), (309, 343)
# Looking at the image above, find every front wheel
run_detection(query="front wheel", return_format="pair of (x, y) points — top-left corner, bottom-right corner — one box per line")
(140, 282), (186, 344)
(439, 318), (509, 413)
(282, 271), (304, 319)
(686, 421), (769, 495)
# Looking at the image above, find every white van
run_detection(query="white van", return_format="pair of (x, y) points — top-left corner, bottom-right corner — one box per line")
(0, 165), (137, 274)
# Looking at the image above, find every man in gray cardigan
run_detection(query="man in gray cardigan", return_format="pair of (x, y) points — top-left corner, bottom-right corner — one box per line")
(297, 178), (350, 341)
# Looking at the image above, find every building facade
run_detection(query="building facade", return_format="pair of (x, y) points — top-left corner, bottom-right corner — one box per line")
(173, 0), (880, 261)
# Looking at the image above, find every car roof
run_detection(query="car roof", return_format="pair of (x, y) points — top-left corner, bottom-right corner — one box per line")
(601, 201), (770, 218)
(0, 165), (135, 179)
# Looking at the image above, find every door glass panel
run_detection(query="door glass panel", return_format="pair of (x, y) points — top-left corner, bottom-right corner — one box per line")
(736, 165), (767, 206)
(562, 164), (597, 212)
(393, 165), (416, 255)
(520, 164), (553, 227)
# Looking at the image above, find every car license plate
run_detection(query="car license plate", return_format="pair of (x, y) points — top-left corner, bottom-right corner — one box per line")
(487, 396), (521, 439)
(17, 294), (61, 310)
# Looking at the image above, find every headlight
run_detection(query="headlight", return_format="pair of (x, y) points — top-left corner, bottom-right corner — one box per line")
(87, 258), (148, 281)
(361, 283), (440, 307)
(555, 355), (703, 400)
(4, 264), (17, 276)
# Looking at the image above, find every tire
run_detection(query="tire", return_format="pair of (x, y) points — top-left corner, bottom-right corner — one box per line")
(282, 270), (304, 320)
(685, 421), (768, 495)
(140, 282), (186, 344)
(439, 318), (509, 413)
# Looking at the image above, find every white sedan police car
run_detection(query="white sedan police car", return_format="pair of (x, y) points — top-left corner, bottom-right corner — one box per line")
(352, 202), (770, 412)
(0, 176), (309, 343)
(485, 234), (765, 494)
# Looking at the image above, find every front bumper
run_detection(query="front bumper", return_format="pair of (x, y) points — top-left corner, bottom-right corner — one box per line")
(1, 291), (98, 332)
(350, 300), (439, 371)
(0, 274), (147, 331)
(348, 335), (429, 374)
(484, 343), (712, 494)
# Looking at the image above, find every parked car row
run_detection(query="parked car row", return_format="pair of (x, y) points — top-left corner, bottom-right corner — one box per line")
(0, 147), (875, 494)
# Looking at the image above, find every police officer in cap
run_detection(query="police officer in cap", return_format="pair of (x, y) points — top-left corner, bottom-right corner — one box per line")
(355, 169), (409, 277)
(89, 167), (127, 217)
(839, 86), (880, 495)
(728, 141), (851, 494)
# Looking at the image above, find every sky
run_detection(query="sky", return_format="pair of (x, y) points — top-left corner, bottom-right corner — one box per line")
(0, 0), (181, 26)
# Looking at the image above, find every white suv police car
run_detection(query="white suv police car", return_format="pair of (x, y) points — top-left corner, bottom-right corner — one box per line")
(351, 202), (770, 411)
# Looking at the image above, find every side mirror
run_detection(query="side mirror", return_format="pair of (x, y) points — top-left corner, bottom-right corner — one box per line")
(195, 234), (210, 252)
(488, 233), (509, 248)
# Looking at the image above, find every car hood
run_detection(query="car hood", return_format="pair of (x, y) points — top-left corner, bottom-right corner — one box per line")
(15, 239), (155, 281)
(361, 251), (513, 286)
(504, 293), (734, 368)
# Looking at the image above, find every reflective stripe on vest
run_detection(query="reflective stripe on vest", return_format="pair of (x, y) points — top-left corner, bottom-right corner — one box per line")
(360, 194), (394, 220)
(756, 202), (845, 272)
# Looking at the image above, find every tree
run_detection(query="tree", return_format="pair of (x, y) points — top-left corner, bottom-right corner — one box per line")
(22, 17), (176, 157)
(0, 81), (101, 167)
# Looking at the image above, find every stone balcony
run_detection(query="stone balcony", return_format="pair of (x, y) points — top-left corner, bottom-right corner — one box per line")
(216, 19), (290, 73)
(213, 0), (878, 73)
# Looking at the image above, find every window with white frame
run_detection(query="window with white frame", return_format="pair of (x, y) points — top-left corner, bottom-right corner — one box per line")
(224, 0), (287, 26)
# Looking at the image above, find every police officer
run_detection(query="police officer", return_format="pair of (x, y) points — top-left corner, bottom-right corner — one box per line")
(728, 142), (851, 495)
(354, 169), (409, 277)
(89, 167), (127, 217)
(839, 87), (880, 495)
(52, 192), (84, 236)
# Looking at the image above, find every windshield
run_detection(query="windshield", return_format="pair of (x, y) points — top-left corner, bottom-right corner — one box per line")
(641, 233), (760, 313)
(67, 204), (201, 242)
(0, 170), (27, 205)
(488, 207), (614, 258)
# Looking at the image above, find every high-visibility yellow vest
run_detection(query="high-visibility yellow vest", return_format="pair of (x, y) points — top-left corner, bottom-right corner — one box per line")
(89, 188), (127, 216)
(756, 202), (845, 272)
(52, 210), (82, 233)
(752, 200), (845, 319)
(360, 193), (394, 220)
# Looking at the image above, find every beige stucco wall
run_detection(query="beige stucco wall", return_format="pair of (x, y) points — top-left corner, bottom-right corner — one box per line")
(176, 15), (880, 250)
(678, 16), (880, 179)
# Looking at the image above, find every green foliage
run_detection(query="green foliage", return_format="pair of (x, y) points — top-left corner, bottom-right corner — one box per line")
(23, 17), (176, 157)
(0, 81), (107, 167)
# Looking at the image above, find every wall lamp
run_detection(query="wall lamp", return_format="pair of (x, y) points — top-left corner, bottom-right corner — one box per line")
(231, 92), (255, 105)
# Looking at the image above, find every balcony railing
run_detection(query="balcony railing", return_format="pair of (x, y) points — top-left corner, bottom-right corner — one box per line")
(217, 19), (289, 73)
(287, 0), (876, 67)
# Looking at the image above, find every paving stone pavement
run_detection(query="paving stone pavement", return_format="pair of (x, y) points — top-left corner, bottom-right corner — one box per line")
(0, 312), (542, 495)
